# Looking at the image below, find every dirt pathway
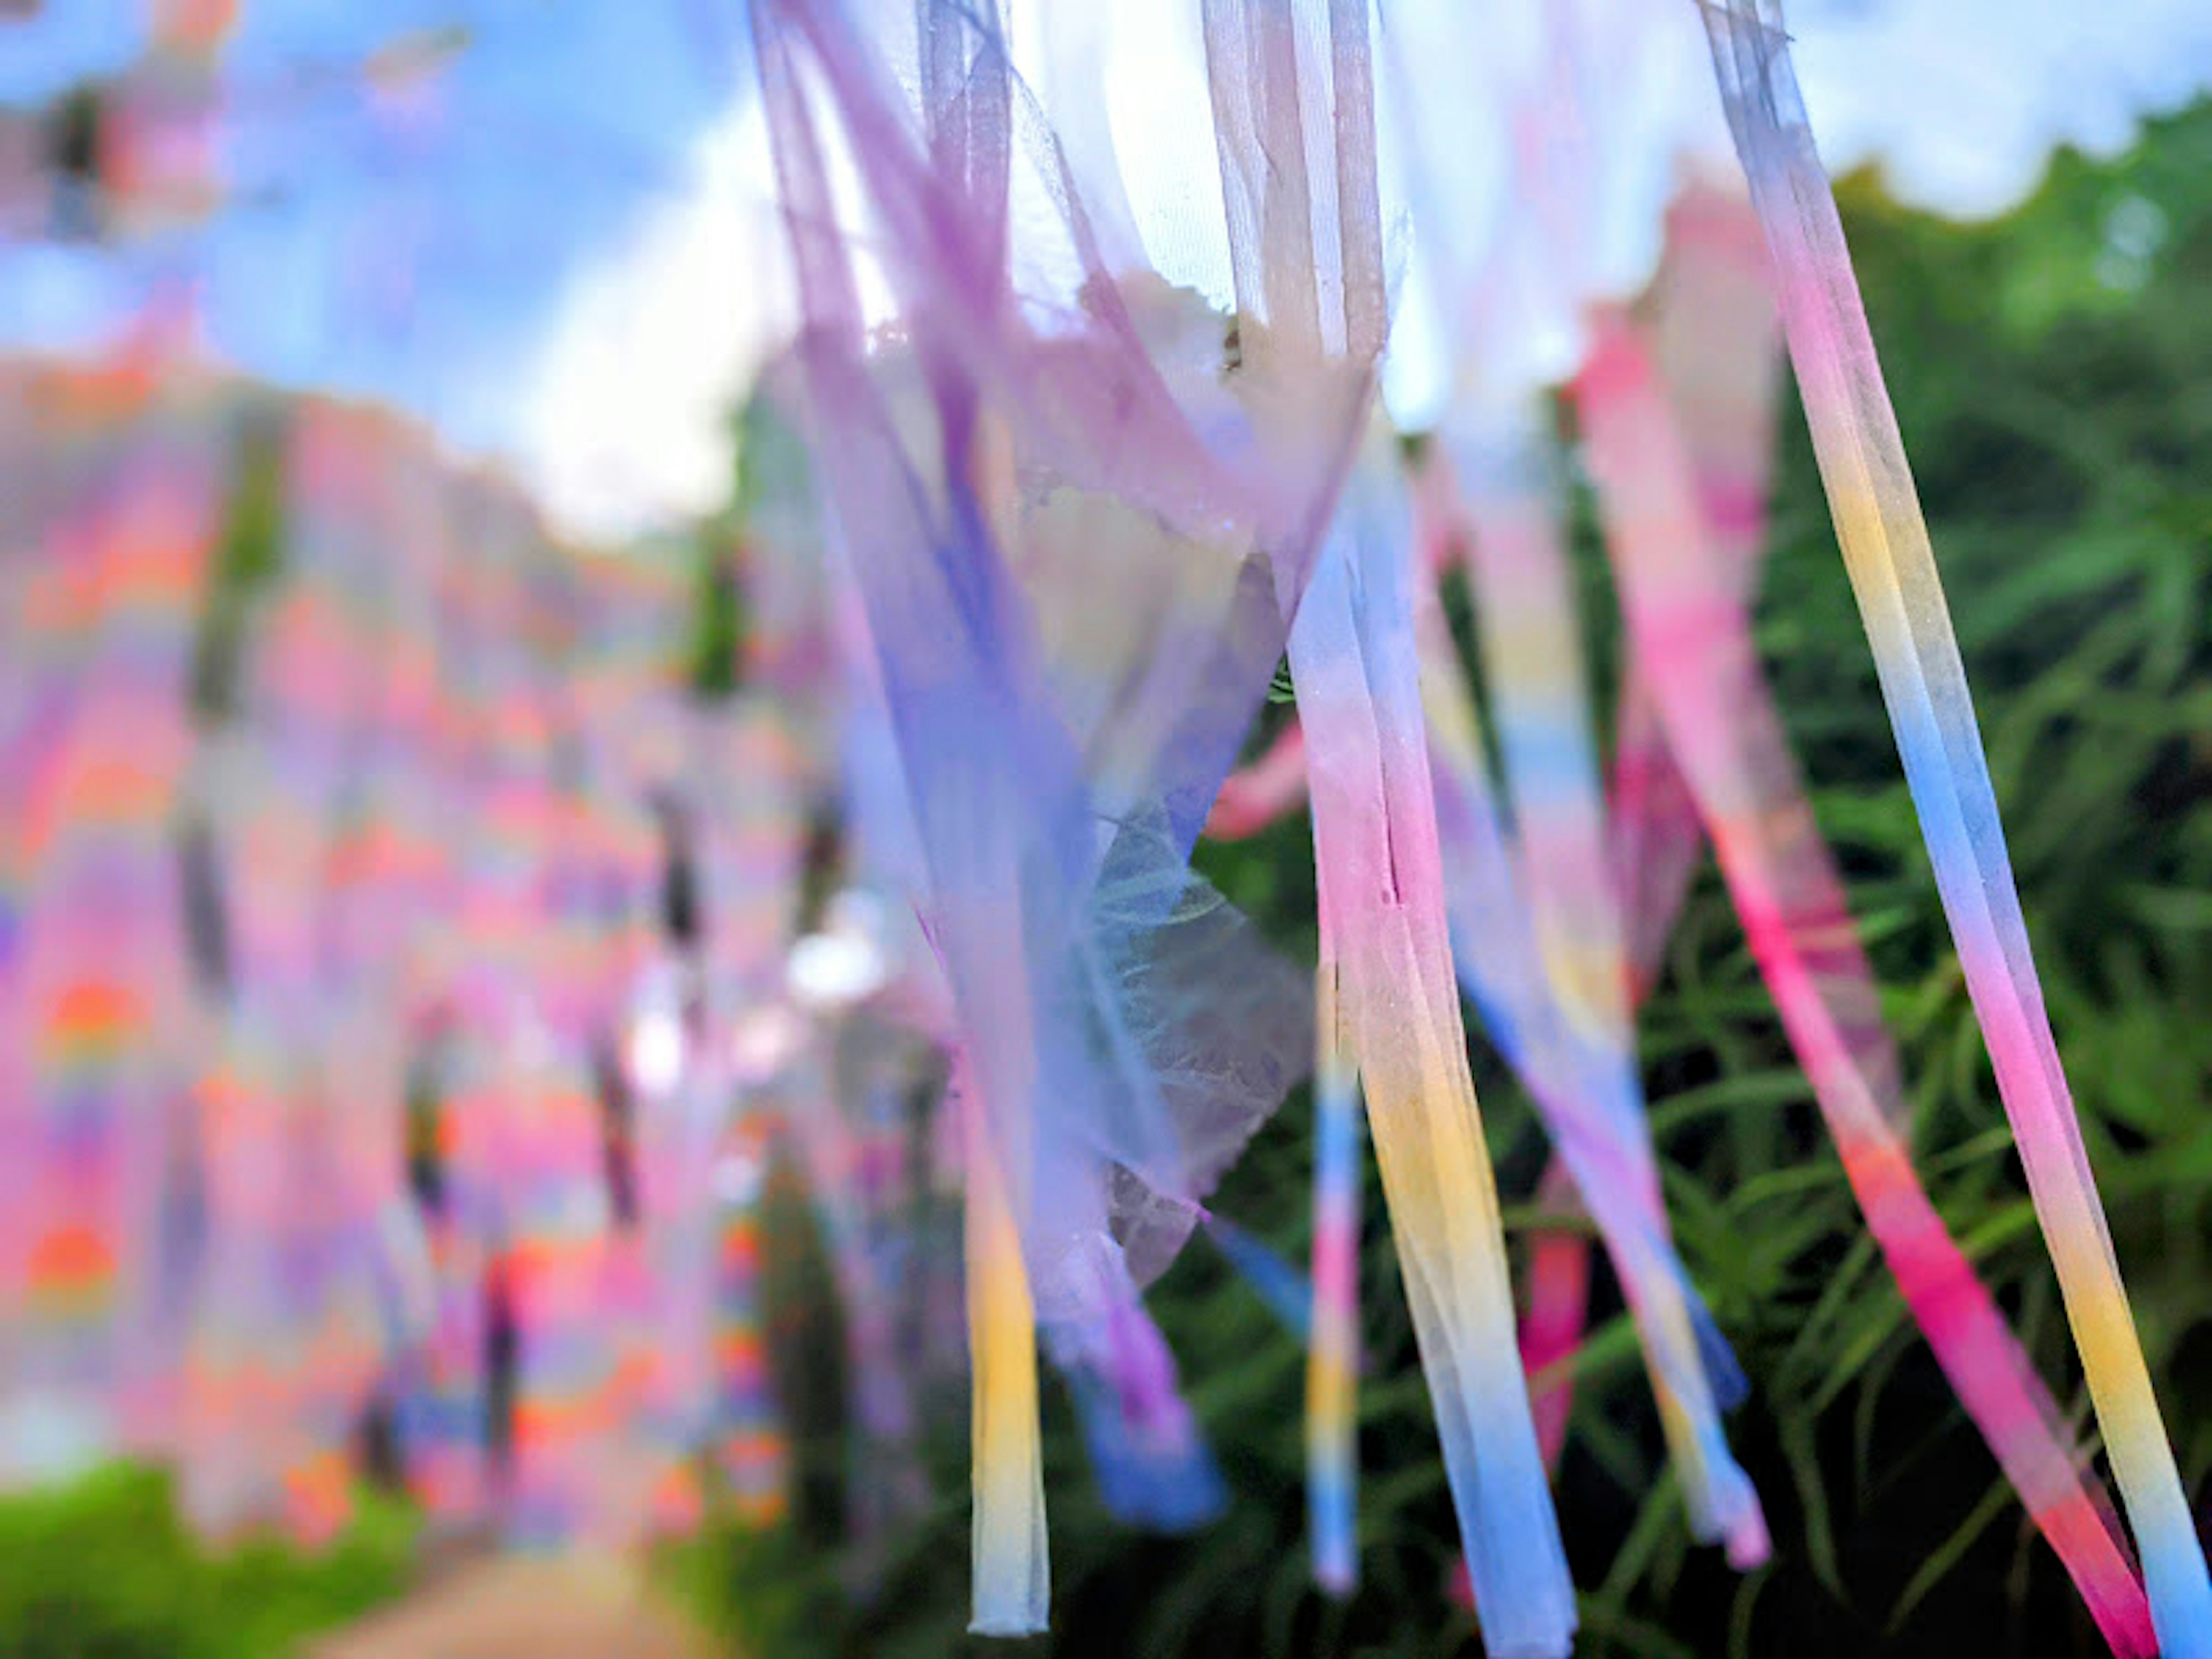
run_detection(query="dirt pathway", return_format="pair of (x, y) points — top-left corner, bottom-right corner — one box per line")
(309, 1552), (720, 1659)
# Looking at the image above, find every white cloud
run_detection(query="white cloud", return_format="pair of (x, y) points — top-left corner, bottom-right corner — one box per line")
(1789, 0), (2212, 218)
(515, 100), (793, 540)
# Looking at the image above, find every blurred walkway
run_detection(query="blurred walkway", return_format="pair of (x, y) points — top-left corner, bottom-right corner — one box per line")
(310, 1553), (719, 1659)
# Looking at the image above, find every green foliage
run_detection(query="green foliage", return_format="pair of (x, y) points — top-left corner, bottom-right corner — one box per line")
(0, 1465), (416, 1658)
(686, 539), (748, 698)
(190, 409), (288, 721)
(698, 100), (2212, 1659)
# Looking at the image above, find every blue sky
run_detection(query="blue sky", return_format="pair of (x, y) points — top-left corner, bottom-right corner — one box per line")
(4, 3), (734, 450)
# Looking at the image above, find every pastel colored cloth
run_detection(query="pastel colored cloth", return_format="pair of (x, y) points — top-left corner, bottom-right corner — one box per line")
(7, 397), (224, 1475)
(1447, 423), (1766, 1564)
(1701, 3), (2205, 1650)
(752, 0), (1364, 1627)
(1578, 304), (2156, 1658)
(1305, 967), (1361, 1597)
(1292, 449), (1575, 1658)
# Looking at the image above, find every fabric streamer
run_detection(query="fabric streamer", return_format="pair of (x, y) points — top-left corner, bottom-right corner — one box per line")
(1448, 423), (1767, 1565)
(1292, 446), (1575, 1658)
(1578, 282), (2157, 1659)
(1376, 0), (1768, 1570)
(754, 0), (1358, 1627)
(1304, 965), (1362, 1597)
(1699, 3), (2207, 1650)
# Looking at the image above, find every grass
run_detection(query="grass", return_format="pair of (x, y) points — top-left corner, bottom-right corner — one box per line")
(0, 1466), (416, 1659)
(694, 99), (2212, 1659)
